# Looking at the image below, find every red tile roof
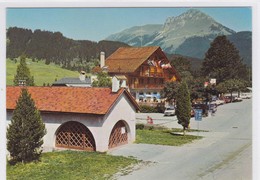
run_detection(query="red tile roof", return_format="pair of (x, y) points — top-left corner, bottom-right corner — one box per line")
(105, 46), (160, 73)
(6, 86), (139, 115)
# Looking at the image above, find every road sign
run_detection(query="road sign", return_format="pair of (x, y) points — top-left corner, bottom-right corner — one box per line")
(194, 109), (202, 121)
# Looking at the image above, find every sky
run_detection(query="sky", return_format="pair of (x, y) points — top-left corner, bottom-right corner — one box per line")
(6, 7), (252, 42)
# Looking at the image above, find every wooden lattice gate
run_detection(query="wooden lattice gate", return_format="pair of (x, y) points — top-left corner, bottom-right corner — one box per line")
(108, 120), (128, 149)
(56, 121), (96, 151)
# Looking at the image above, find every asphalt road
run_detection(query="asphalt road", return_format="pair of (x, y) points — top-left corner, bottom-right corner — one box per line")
(109, 99), (252, 180)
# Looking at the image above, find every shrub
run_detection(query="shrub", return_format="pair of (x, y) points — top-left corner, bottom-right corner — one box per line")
(155, 103), (166, 113)
(139, 105), (157, 113)
(136, 123), (145, 130)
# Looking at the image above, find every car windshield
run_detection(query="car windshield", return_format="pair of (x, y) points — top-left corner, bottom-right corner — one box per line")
(166, 107), (174, 110)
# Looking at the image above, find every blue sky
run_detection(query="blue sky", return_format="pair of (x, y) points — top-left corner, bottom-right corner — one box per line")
(6, 7), (252, 41)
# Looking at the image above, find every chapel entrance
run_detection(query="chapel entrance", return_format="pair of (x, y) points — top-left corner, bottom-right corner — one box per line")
(108, 120), (128, 149)
(56, 121), (96, 151)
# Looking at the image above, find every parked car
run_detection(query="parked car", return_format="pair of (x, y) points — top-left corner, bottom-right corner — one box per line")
(222, 96), (232, 103)
(233, 96), (243, 102)
(240, 93), (252, 99)
(215, 99), (225, 106)
(164, 106), (175, 116)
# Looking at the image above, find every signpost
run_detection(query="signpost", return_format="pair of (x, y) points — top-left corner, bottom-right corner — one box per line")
(194, 109), (202, 135)
(195, 109), (202, 121)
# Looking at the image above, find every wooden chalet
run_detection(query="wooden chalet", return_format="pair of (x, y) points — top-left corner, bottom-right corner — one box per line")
(104, 46), (180, 102)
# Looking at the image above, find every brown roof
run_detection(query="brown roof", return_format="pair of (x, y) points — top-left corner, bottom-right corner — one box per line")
(115, 75), (127, 80)
(105, 46), (160, 73)
(6, 86), (139, 115)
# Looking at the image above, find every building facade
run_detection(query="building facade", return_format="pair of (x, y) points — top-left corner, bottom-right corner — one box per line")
(103, 46), (180, 102)
(52, 71), (92, 87)
(6, 86), (139, 152)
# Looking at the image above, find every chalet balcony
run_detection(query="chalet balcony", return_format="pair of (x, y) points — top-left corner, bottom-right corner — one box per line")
(139, 72), (164, 78)
(130, 83), (164, 90)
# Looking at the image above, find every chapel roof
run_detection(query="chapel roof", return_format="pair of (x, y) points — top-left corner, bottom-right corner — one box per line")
(6, 86), (139, 115)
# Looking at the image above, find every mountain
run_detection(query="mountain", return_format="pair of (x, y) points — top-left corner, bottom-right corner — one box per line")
(106, 9), (251, 67)
(106, 24), (162, 46)
(106, 9), (235, 50)
(166, 53), (203, 71)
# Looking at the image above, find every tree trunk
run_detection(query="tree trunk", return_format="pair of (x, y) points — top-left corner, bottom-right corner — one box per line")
(183, 127), (186, 136)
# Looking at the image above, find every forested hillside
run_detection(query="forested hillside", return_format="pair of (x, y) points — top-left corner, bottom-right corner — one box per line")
(7, 27), (129, 72)
(7, 27), (204, 73)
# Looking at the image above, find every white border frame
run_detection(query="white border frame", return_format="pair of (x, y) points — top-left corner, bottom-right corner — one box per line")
(1, 1), (259, 179)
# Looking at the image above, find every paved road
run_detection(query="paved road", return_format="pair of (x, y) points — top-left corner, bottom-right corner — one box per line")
(109, 99), (252, 180)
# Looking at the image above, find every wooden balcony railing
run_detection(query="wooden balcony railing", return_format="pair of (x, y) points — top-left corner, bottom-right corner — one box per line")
(130, 83), (164, 89)
(139, 72), (164, 78)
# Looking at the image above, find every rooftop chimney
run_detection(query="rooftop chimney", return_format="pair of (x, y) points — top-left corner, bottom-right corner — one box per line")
(112, 76), (120, 93)
(100, 52), (105, 68)
(112, 75), (127, 92)
(79, 71), (86, 81)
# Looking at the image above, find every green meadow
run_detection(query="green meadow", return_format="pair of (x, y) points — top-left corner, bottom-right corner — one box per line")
(6, 58), (79, 86)
(7, 151), (139, 180)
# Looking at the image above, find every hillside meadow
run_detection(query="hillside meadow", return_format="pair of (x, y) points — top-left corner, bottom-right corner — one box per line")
(6, 58), (80, 86)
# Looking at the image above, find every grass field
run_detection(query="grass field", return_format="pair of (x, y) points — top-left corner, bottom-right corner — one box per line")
(7, 151), (139, 180)
(136, 129), (202, 146)
(6, 58), (80, 86)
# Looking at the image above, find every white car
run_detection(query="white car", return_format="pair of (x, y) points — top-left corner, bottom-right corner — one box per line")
(234, 96), (243, 102)
(215, 99), (225, 106)
(240, 93), (252, 99)
(164, 106), (176, 116)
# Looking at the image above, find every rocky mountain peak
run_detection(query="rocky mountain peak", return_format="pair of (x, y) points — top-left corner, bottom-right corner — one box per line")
(162, 9), (230, 36)
(184, 9), (208, 17)
(105, 9), (248, 61)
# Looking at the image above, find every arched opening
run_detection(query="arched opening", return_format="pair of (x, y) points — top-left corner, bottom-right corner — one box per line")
(108, 120), (129, 149)
(56, 121), (96, 151)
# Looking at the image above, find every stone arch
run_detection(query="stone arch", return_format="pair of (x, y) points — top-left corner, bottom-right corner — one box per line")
(108, 120), (130, 149)
(55, 121), (96, 151)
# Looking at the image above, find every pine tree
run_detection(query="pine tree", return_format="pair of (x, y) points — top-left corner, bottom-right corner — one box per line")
(13, 55), (35, 86)
(176, 81), (191, 135)
(7, 88), (46, 164)
(201, 35), (248, 83)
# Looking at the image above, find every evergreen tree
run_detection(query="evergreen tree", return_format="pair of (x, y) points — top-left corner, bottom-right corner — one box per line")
(161, 81), (180, 105)
(201, 35), (248, 83)
(7, 88), (46, 164)
(13, 55), (35, 86)
(176, 81), (191, 135)
(92, 72), (112, 87)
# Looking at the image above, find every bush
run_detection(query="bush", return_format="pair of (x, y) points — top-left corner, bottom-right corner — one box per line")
(136, 123), (145, 130)
(155, 103), (166, 113)
(139, 105), (157, 113)
(136, 123), (168, 131)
